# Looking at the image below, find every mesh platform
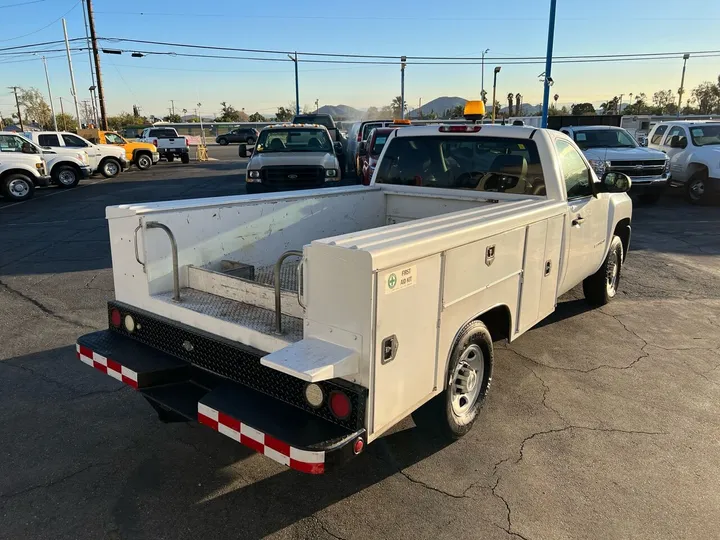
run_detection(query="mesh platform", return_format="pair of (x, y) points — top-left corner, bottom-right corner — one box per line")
(254, 260), (300, 292)
(154, 287), (303, 343)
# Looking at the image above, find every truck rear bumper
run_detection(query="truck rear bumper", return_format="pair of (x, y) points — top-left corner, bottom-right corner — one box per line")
(76, 329), (365, 474)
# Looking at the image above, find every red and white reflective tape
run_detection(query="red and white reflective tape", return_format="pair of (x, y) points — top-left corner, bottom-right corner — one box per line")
(197, 402), (325, 474)
(76, 343), (139, 389)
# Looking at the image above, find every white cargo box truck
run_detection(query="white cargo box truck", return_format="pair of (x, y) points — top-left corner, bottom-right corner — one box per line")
(77, 124), (633, 474)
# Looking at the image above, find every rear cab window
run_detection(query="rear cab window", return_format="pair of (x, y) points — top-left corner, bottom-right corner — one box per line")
(650, 124), (668, 145)
(374, 135), (545, 195)
(38, 134), (61, 146)
(149, 129), (179, 138)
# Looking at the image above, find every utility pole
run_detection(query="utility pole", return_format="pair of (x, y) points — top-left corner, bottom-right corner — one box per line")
(481, 48), (489, 100)
(540, 0), (558, 128)
(62, 18), (82, 129)
(288, 53), (299, 116)
(89, 86), (98, 126)
(81, 0), (99, 122)
(491, 67), (501, 124)
(315, 99), (319, 113)
(618, 93), (624, 114)
(400, 56), (407, 120)
(170, 100), (176, 116)
(58, 97), (67, 130)
(85, 0), (108, 130)
(10, 86), (23, 131)
(677, 53), (690, 117)
(41, 56), (58, 131)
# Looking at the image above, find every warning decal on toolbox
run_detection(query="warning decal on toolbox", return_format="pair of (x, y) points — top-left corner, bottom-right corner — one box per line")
(384, 265), (416, 294)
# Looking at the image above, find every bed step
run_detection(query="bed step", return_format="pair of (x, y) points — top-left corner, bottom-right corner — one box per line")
(188, 265), (304, 319)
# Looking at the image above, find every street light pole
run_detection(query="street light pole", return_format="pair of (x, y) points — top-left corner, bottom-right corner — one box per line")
(481, 48), (489, 100)
(62, 18), (82, 129)
(540, 0), (558, 128)
(677, 53), (690, 117)
(491, 66), (501, 124)
(400, 56), (407, 120)
(287, 53), (299, 116)
(42, 56), (58, 131)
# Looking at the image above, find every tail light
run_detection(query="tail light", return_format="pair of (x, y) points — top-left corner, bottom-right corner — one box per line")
(110, 308), (121, 327)
(185, 138), (189, 147)
(329, 391), (351, 419)
(438, 125), (482, 132)
(152, 138), (158, 147)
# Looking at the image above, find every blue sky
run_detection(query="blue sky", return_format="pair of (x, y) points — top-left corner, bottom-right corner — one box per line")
(1, 0), (719, 118)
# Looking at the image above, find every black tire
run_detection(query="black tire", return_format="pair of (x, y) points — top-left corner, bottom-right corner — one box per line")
(218, 137), (228, 146)
(136, 153), (152, 170)
(52, 165), (80, 188)
(412, 320), (493, 440)
(685, 173), (707, 205)
(180, 153), (190, 164)
(638, 190), (663, 205)
(100, 158), (121, 178)
(246, 137), (256, 145)
(167, 154), (175, 162)
(583, 235), (623, 307)
(1, 173), (35, 201)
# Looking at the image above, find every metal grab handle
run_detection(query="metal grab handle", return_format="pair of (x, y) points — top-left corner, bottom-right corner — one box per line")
(296, 258), (306, 309)
(146, 221), (181, 303)
(134, 224), (145, 271)
(274, 250), (303, 334)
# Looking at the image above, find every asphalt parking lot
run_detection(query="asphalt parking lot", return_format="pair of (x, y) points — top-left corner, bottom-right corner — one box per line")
(1, 147), (719, 540)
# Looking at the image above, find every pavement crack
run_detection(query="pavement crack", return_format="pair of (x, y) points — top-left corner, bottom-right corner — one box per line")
(397, 469), (469, 499)
(524, 366), (568, 423)
(0, 280), (95, 331)
(0, 462), (112, 501)
(312, 515), (347, 540)
(0, 360), (81, 395)
(491, 477), (532, 540)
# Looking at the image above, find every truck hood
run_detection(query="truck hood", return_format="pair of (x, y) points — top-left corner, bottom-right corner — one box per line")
(249, 152), (338, 169)
(125, 141), (157, 152)
(582, 146), (667, 161)
(98, 144), (127, 158)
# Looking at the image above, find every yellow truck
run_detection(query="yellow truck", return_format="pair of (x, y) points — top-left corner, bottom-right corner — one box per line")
(78, 129), (160, 170)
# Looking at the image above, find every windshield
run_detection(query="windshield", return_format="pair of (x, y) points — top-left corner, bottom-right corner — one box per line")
(689, 124), (720, 146)
(371, 134), (389, 155)
(104, 133), (126, 144)
(375, 135), (545, 195)
(255, 128), (332, 153)
(573, 129), (637, 149)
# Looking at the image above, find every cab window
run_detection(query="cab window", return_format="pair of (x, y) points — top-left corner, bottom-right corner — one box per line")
(38, 134), (61, 146)
(104, 133), (125, 144)
(555, 139), (593, 199)
(664, 126), (687, 146)
(0, 134), (35, 153)
(650, 124), (668, 145)
(62, 134), (89, 147)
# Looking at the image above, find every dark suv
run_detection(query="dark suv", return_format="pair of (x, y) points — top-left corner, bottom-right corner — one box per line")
(216, 128), (259, 145)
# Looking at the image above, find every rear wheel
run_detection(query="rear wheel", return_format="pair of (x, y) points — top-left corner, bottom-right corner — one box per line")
(53, 165), (80, 188)
(218, 137), (228, 146)
(412, 320), (493, 439)
(247, 137), (256, 145)
(583, 235), (623, 306)
(100, 158), (121, 178)
(685, 173), (707, 204)
(180, 153), (190, 164)
(2, 173), (35, 201)
(136, 153), (152, 170)
(167, 154), (175, 162)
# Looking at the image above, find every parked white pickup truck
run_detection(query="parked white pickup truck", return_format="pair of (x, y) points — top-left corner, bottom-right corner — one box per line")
(647, 121), (720, 204)
(139, 127), (190, 164)
(560, 125), (669, 204)
(0, 132), (50, 201)
(76, 123), (632, 474)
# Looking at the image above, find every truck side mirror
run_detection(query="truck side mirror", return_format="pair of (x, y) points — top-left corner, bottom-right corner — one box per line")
(333, 141), (343, 155)
(238, 143), (252, 158)
(600, 171), (631, 193)
(358, 142), (367, 156)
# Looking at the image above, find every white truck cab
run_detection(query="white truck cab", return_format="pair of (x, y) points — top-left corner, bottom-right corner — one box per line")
(23, 131), (127, 178)
(76, 122), (632, 474)
(559, 125), (669, 204)
(0, 132), (50, 201)
(647, 121), (720, 204)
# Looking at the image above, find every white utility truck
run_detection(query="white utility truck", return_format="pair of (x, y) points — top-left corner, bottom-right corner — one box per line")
(77, 122), (632, 474)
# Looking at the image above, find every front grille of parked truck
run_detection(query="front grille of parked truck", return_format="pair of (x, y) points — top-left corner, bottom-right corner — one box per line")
(107, 301), (366, 431)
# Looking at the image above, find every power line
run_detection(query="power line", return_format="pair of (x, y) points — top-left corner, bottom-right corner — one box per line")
(0, 37), (86, 52)
(0, 0), (49, 8)
(0, 0), (81, 43)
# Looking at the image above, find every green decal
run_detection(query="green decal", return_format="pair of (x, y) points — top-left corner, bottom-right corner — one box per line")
(388, 273), (397, 289)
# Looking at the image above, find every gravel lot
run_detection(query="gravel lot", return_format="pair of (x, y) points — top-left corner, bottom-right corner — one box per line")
(1, 148), (719, 540)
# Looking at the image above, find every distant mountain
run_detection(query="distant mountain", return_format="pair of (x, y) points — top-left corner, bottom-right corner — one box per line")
(409, 96), (467, 118)
(317, 104), (362, 119)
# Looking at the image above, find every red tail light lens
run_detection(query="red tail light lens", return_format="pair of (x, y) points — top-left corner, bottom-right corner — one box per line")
(152, 139), (158, 147)
(329, 391), (351, 419)
(439, 125), (482, 132)
(110, 308), (121, 327)
(353, 438), (364, 454)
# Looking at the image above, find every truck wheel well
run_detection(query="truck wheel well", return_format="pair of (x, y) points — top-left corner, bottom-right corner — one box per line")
(475, 305), (512, 343)
(687, 163), (709, 179)
(613, 218), (631, 261)
(0, 168), (34, 182)
(52, 162), (81, 175)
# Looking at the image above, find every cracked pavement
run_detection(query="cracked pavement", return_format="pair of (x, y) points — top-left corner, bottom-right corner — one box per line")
(1, 152), (719, 540)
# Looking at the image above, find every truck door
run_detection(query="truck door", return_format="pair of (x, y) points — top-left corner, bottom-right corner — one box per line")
(662, 126), (689, 181)
(555, 139), (609, 295)
(61, 133), (101, 169)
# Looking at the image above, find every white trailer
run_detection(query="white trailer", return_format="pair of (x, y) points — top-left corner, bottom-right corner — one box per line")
(77, 124), (633, 474)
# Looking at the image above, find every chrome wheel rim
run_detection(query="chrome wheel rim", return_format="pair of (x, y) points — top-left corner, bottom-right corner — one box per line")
(138, 156), (151, 168)
(58, 170), (76, 185)
(606, 248), (620, 297)
(689, 179), (705, 201)
(105, 162), (119, 176)
(8, 178), (30, 198)
(451, 344), (484, 417)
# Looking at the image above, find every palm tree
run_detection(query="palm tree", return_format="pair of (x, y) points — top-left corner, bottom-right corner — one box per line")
(391, 96), (406, 118)
(507, 93), (514, 116)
